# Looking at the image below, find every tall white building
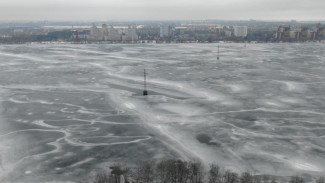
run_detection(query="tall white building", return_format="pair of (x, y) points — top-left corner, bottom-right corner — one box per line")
(160, 25), (172, 38)
(88, 25), (101, 41)
(160, 25), (169, 37)
(233, 26), (248, 37)
(87, 24), (139, 42)
(122, 25), (138, 42)
(108, 25), (121, 41)
(102, 24), (109, 40)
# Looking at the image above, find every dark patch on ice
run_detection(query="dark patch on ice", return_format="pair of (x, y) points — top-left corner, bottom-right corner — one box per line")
(196, 133), (219, 146)
(196, 133), (211, 144)
(238, 114), (257, 122)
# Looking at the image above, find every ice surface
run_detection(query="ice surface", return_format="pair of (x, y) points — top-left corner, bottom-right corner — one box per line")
(0, 43), (325, 182)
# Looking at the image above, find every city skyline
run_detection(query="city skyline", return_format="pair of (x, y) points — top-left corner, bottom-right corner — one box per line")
(0, 0), (325, 21)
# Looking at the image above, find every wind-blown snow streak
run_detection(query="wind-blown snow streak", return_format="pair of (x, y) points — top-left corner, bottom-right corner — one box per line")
(0, 43), (325, 182)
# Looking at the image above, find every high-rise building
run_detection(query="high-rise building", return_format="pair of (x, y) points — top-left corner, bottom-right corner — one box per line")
(122, 25), (138, 42)
(233, 26), (248, 37)
(299, 26), (310, 41)
(289, 30), (298, 39)
(275, 26), (290, 41)
(88, 25), (101, 41)
(160, 25), (172, 38)
(108, 25), (121, 41)
(102, 24), (109, 41)
(315, 23), (325, 40)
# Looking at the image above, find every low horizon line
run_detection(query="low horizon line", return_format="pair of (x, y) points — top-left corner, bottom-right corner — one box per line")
(1, 19), (325, 23)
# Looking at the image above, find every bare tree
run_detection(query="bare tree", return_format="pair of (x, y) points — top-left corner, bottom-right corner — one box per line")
(188, 159), (204, 183)
(132, 161), (155, 183)
(132, 164), (142, 183)
(253, 175), (262, 183)
(109, 164), (131, 183)
(156, 159), (189, 183)
(121, 166), (131, 183)
(94, 170), (110, 183)
(224, 170), (239, 183)
(142, 161), (156, 183)
(289, 176), (305, 183)
(174, 160), (190, 183)
(316, 177), (325, 183)
(167, 160), (178, 183)
(270, 177), (277, 183)
(208, 163), (222, 183)
(91, 159), (319, 183)
(262, 175), (270, 183)
(156, 160), (169, 183)
(240, 171), (253, 183)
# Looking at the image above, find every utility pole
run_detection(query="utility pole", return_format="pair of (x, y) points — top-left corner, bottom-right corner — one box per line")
(143, 69), (148, 96)
(217, 45), (220, 60)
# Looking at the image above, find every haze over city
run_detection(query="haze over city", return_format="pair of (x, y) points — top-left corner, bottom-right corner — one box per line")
(0, 0), (325, 21)
(1, 0), (325, 183)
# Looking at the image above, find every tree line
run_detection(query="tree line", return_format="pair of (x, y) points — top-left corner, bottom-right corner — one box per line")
(84, 159), (325, 183)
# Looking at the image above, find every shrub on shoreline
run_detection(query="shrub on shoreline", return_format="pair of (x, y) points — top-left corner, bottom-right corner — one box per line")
(91, 159), (324, 183)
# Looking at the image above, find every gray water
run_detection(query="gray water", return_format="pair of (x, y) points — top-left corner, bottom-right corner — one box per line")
(0, 43), (324, 182)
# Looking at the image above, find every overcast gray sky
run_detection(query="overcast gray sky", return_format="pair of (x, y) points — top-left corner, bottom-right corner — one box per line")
(0, 0), (324, 21)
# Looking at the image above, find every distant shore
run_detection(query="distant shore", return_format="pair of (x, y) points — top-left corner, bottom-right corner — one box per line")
(0, 40), (323, 45)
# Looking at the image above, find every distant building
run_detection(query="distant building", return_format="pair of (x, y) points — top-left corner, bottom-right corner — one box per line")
(275, 26), (291, 41)
(13, 29), (24, 36)
(289, 30), (298, 39)
(299, 26), (310, 41)
(87, 24), (139, 42)
(160, 25), (173, 38)
(233, 26), (248, 37)
(102, 24), (109, 40)
(222, 26), (233, 38)
(224, 30), (232, 38)
(72, 30), (88, 40)
(122, 25), (138, 42)
(89, 25), (101, 41)
(136, 26), (159, 40)
(108, 25), (121, 41)
(315, 23), (325, 40)
(274, 24), (323, 42)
